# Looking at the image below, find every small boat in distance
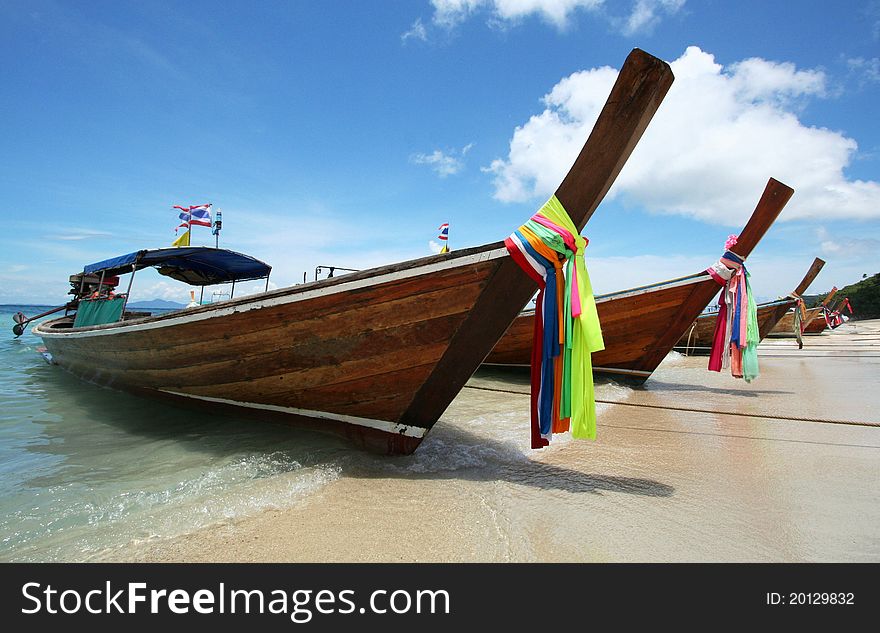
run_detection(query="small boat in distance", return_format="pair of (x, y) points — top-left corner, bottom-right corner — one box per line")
(27, 48), (675, 454)
(485, 177), (794, 384)
(675, 257), (826, 354)
(769, 286), (838, 337)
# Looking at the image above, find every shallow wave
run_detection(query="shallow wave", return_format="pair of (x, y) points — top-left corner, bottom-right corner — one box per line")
(1, 452), (340, 562)
(659, 350), (688, 365)
(372, 380), (634, 476)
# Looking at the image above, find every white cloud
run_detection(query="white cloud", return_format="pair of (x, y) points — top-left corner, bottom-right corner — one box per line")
(868, 1), (880, 40)
(816, 226), (880, 258)
(45, 228), (114, 241)
(402, 18), (428, 42)
(128, 274), (277, 305)
(423, 0), (682, 33)
(411, 143), (474, 177)
(585, 252), (864, 301)
(585, 252), (827, 301)
(587, 253), (708, 295)
(128, 279), (195, 303)
(486, 46), (880, 223)
(847, 57), (880, 85)
(620, 0), (685, 36)
(727, 56), (826, 103)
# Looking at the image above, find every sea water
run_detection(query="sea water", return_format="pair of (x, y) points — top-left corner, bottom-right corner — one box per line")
(4, 304), (879, 562)
(1, 304), (622, 561)
(0, 305), (351, 561)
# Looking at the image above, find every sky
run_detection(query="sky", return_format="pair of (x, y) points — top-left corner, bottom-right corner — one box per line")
(1, 0), (878, 306)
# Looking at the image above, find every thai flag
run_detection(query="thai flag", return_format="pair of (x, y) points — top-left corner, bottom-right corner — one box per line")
(189, 204), (212, 227)
(438, 223), (449, 240)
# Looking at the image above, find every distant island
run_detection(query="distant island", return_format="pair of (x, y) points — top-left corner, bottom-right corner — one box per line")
(805, 271), (879, 320)
(127, 299), (186, 309)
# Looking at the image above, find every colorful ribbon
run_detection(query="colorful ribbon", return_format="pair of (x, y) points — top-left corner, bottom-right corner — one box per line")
(827, 297), (853, 329)
(706, 236), (760, 382)
(504, 196), (604, 449)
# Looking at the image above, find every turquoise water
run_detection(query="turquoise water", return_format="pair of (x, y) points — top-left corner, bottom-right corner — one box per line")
(0, 304), (350, 561)
(0, 304), (629, 562)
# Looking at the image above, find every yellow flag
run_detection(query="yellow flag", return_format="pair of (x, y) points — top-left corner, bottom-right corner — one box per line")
(440, 243), (449, 253)
(172, 230), (190, 247)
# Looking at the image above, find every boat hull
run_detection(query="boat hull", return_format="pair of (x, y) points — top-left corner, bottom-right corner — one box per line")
(802, 314), (829, 334)
(487, 273), (727, 381)
(36, 246), (512, 454)
(33, 48), (677, 453)
(679, 256), (825, 350)
(486, 178), (794, 384)
(767, 306), (824, 337)
(674, 299), (797, 354)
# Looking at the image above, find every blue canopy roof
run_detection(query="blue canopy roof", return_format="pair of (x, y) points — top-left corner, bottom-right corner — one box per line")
(83, 247), (271, 286)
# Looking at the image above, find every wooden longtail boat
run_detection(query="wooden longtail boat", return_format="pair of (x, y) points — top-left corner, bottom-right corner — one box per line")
(30, 49), (674, 454)
(824, 296), (853, 329)
(769, 286), (838, 337)
(675, 257), (826, 354)
(484, 178), (794, 384)
(803, 313), (831, 334)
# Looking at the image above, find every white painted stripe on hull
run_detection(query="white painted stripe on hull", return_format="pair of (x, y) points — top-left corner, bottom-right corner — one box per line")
(495, 273), (712, 319)
(596, 273), (711, 303)
(592, 366), (652, 377)
(158, 389), (429, 438)
(36, 247), (510, 339)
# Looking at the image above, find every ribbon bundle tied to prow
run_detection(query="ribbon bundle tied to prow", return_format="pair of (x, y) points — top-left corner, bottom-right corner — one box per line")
(707, 235), (760, 382)
(827, 297), (853, 329)
(789, 292), (806, 349)
(504, 196), (604, 449)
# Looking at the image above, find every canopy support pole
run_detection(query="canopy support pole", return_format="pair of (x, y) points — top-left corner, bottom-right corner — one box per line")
(120, 264), (136, 317)
(231, 280), (236, 299)
(200, 287), (205, 304)
(265, 274), (270, 292)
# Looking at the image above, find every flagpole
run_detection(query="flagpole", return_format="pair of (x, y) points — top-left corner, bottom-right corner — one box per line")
(214, 209), (222, 248)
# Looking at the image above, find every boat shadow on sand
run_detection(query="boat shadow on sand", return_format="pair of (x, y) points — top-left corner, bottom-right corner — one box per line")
(23, 363), (674, 500)
(346, 417), (674, 498)
(637, 379), (794, 398)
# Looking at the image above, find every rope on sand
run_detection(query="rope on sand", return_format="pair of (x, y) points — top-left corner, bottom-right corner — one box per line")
(463, 384), (880, 429)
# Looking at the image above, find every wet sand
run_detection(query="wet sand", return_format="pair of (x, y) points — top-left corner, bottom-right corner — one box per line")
(107, 319), (880, 562)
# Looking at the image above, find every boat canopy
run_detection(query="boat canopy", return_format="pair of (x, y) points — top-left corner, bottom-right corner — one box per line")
(82, 247), (272, 286)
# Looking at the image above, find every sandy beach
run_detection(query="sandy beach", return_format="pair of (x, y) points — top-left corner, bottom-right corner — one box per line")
(105, 319), (880, 563)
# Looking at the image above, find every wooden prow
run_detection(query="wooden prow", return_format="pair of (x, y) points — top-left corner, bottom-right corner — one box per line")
(821, 287), (839, 307)
(402, 48), (675, 427)
(556, 48), (675, 231)
(728, 178), (794, 258)
(632, 177), (794, 376)
(793, 257), (825, 296)
(829, 296), (848, 312)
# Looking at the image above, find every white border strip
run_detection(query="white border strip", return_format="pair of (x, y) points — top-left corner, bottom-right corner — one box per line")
(36, 247), (509, 339)
(158, 389), (429, 438)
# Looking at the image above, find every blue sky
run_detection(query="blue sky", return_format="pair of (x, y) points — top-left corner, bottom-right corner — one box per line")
(1, 0), (878, 305)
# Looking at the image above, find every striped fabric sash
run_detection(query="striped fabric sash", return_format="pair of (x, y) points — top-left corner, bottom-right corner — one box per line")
(706, 237), (759, 382)
(504, 196), (604, 449)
